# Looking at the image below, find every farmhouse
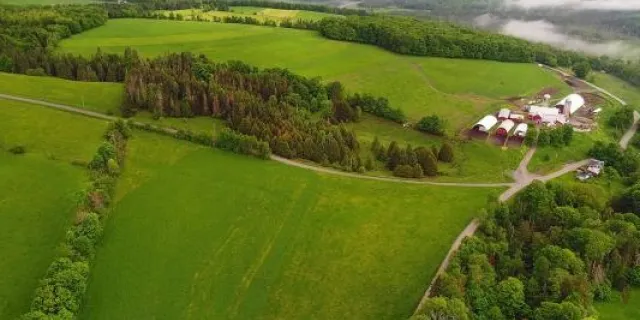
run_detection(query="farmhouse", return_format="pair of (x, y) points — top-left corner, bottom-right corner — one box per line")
(514, 123), (528, 137)
(473, 115), (498, 132)
(496, 120), (515, 136)
(555, 93), (585, 116)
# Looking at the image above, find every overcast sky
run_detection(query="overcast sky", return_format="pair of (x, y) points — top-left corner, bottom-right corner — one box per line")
(505, 0), (640, 10)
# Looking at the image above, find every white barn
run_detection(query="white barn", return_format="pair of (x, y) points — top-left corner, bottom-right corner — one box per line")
(496, 120), (515, 136)
(473, 115), (498, 132)
(555, 94), (585, 115)
(514, 123), (528, 137)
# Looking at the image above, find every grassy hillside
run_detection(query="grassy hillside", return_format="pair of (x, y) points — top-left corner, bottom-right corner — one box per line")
(58, 19), (569, 129)
(80, 130), (501, 320)
(592, 72), (640, 105)
(158, 7), (339, 22)
(596, 289), (640, 320)
(0, 101), (105, 319)
(0, 99), (107, 162)
(0, 72), (123, 115)
(0, 153), (84, 319)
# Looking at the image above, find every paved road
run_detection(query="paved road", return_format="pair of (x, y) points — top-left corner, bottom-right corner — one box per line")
(620, 111), (640, 149)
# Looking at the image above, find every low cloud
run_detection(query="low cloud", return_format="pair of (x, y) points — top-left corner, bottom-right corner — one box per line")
(504, 0), (640, 11)
(500, 19), (640, 57)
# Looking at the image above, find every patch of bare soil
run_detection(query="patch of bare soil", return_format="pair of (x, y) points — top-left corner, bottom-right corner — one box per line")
(535, 87), (559, 99)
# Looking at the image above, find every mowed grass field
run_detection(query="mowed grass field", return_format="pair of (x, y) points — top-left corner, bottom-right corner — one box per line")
(593, 72), (640, 106)
(80, 130), (502, 320)
(58, 19), (569, 129)
(158, 7), (339, 23)
(0, 101), (105, 319)
(0, 72), (123, 115)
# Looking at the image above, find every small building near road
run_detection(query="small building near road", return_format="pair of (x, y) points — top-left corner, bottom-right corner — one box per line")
(496, 120), (515, 136)
(473, 115), (498, 133)
(514, 123), (528, 137)
(498, 108), (511, 120)
(576, 159), (605, 181)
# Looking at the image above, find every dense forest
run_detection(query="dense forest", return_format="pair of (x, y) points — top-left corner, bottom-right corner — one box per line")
(412, 143), (640, 319)
(416, 180), (640, 320)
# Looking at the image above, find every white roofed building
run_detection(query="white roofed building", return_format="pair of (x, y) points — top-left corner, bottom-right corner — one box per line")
(473, 115), (498, 132)
(555, 94), (585, 115)
(496, 120), (515, 136)
(514, 123), (528, 137)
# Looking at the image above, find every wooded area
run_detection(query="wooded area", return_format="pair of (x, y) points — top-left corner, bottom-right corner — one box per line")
(418, 180), (640, 320)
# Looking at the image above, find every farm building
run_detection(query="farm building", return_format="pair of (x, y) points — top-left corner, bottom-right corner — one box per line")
(514, 123), (528, 137)
(496, 120), (515, 136)
(555, 94), (585, 115)
(473, 115), (498, 132)
(528, 105), (560, 123)
(498, 108), (511, 120)
(509, 113), (525, 122)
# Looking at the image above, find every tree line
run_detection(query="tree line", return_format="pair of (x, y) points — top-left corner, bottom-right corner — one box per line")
(21, 121), (131, 320)
(416, 180), (640, 319)
(118, 0), (368, 16)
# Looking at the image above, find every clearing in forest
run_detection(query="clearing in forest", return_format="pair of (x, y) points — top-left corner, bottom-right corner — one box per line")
(79, 130), (502, 320)
(57, 19), (570, 129)
(0, 101), (106, 319)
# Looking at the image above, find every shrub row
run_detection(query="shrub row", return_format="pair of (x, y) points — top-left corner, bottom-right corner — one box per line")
(130, 122), (271, 159)
(21, 120), (131, 320)
(215, 128), (271, 159)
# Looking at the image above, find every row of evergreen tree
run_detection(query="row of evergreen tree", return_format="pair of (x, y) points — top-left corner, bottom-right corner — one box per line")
(371, 137), (454, 178)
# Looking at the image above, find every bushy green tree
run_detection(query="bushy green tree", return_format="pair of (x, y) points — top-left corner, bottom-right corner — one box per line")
(573, 62), (592, 79)
(416, 115), (446, 136)
(438, 142), (454, 163)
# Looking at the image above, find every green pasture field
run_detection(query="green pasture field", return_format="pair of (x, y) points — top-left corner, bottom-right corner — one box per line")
(412, 58), (571, 98)
(58, 19), (570, 130)
(596, 289), (640, 320)
(0, 99), (107, 162)
(0, 72), (123, 115)
(0, 152), (84, 319)
(80, 130), (502, 320)
(592, 72), (640, 106)
(157, 7), (338, 22)
(0, 101), (105, 318)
